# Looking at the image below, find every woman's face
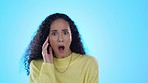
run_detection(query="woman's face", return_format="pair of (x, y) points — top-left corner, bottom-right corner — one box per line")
(48, 19), (72, 58)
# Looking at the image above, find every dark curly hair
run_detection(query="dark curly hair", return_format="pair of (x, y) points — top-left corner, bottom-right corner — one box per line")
(23, 13), (86, 75)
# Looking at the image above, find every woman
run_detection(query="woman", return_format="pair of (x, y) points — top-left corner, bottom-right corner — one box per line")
(24, 13), (98, 83)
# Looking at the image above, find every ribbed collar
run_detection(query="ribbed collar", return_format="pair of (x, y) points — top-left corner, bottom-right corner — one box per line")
(53, 52), (79, 67)
(53, 52), (75, 67)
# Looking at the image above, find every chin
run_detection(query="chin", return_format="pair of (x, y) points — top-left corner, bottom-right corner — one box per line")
(54, 52), (65, 58)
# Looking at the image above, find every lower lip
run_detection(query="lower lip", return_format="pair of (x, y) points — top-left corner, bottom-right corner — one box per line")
(59, 50), (64, 53)
(59, 49), (64, 53)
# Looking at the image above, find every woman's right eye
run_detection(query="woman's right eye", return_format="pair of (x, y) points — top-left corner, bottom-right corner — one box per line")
(51, 32), (56, 36)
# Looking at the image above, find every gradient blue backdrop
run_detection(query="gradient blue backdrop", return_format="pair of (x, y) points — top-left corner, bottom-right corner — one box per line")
(0, 0), (148, 83)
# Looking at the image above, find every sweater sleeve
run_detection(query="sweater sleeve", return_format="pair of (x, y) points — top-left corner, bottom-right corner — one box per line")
(29, 61), (56, 83)
(85, 57), (99, 83)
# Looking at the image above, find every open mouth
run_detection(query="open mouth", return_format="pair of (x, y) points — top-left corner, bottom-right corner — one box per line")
(58, 45), (65, 52)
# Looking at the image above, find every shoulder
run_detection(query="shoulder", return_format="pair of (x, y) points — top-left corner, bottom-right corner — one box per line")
(30, 60), (44, 65)
(30, 60), (44, 70)
(74, 53), (98, 74)
(73, 53), (98, 66)
(83, 55), (98, 66)
(79, 53), (97, 62)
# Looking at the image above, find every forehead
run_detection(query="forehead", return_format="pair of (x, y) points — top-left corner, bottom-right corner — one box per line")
(50, 19), (70, 31)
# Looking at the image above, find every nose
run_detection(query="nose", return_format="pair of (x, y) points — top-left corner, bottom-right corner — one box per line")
(58, 33), (63, 42)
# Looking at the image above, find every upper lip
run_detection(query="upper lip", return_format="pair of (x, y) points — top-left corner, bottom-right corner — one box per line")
(58, 45), (65, 48)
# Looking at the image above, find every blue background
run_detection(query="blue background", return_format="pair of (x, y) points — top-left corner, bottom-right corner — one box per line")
(0, 0), (147, 83)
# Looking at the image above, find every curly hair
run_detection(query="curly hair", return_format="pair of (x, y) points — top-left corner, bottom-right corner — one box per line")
(23, 13), (86, 75)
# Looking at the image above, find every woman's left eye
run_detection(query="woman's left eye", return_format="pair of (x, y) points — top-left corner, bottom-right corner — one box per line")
(64, 31), (68, 35)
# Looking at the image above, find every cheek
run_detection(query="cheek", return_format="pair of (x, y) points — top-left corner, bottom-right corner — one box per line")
(49, 37), (57, 47)
(69, 34), (72, 42)
(65, 36), (72, 44)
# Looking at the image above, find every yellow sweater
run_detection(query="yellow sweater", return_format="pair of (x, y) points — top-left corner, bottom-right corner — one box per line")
(30, 52), (98, 83)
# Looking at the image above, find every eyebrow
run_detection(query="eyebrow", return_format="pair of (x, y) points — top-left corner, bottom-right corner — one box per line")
(50, 29), (69, 32)
(62, 29), (69, 31)
(50, 30), (57, 32)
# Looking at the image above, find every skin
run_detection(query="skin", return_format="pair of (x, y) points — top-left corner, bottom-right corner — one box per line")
(42, 19), (72, 63)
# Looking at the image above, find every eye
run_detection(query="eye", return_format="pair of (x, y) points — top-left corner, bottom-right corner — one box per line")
(64, 31), (68, 35)
(51, 32), (56, 36)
